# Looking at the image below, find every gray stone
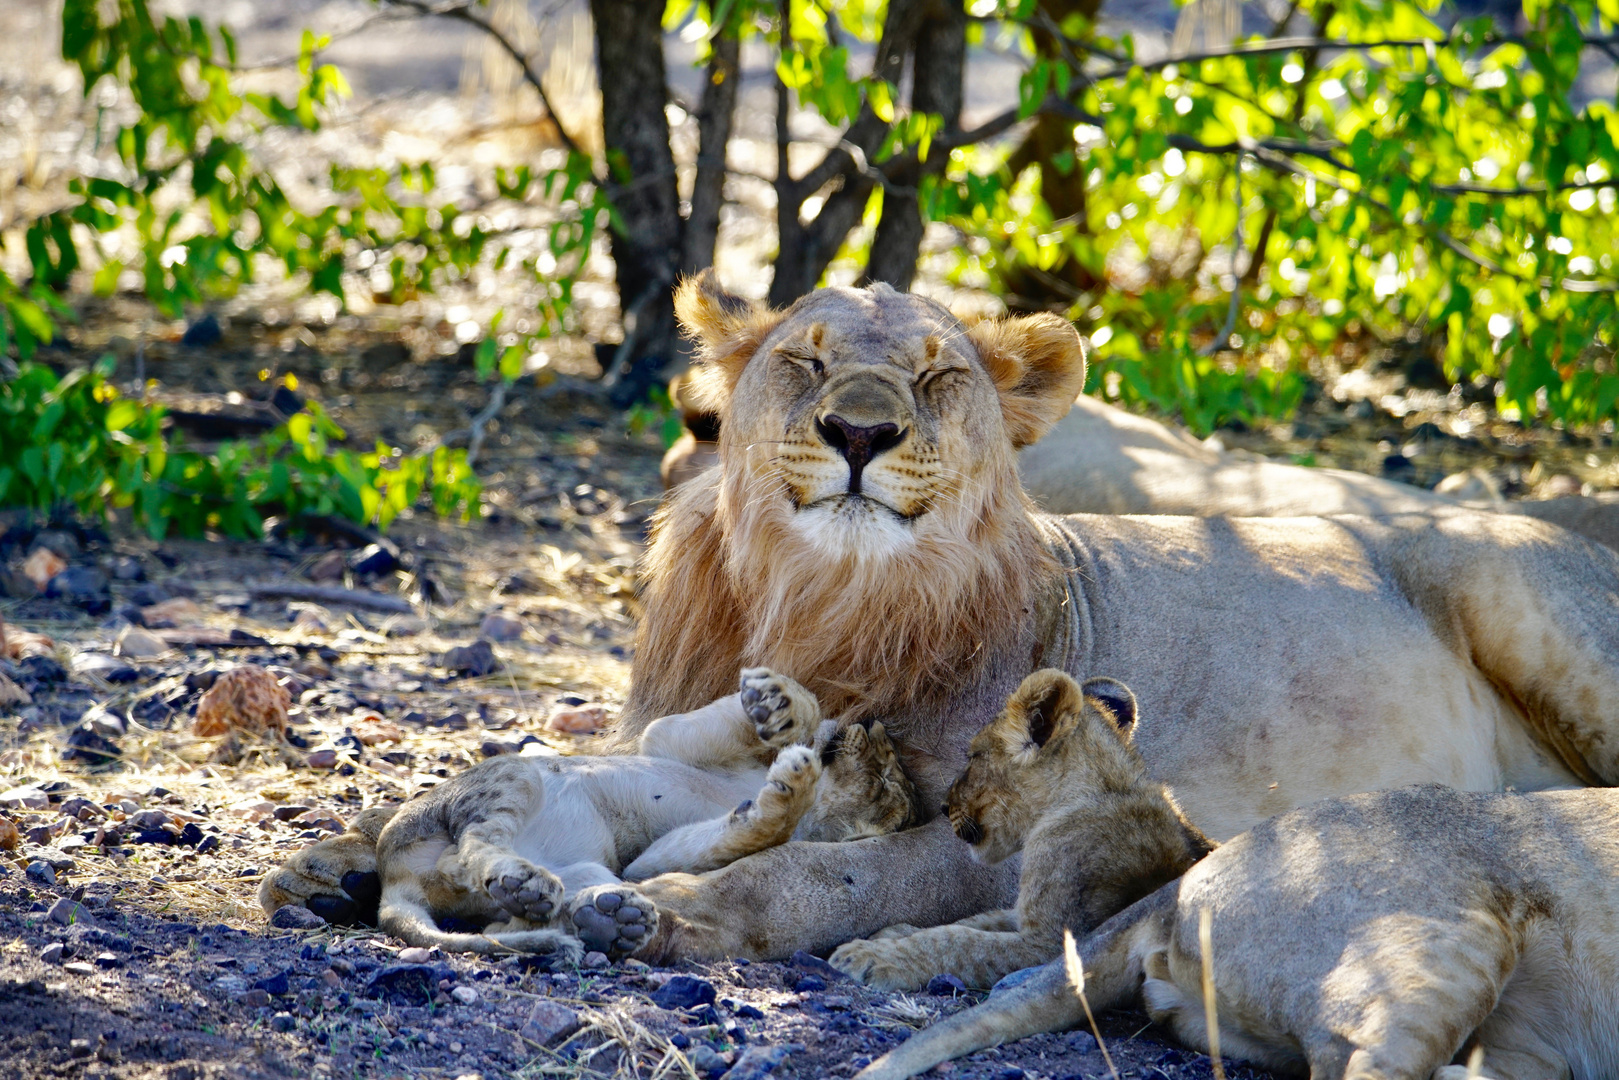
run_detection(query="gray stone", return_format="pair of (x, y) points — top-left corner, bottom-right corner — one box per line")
(520, 1000), (581, 1046)
(41, 942), (64, 965)
(270, 905), (327, 931)
(722, 1045), (798, 1080)
(25, 860), (56, 886)
(47, 898), (94, 926)
(478, 611), (526, 642)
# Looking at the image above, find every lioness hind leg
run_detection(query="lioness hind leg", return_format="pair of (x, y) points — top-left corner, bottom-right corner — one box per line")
(569, 884), (662, 960)
(258, 805), (397, 924)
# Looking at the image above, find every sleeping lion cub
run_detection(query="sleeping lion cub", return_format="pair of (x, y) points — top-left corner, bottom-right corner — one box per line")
(850, 670), (1619, 1080)
(260, 669), (920, 958)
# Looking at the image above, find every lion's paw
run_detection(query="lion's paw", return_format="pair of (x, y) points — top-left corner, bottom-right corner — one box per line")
(483, 858), (565, 925)
(568, 885), (660, 960)
(739, 667), (819, 748)
(258, 836), (382, 926)
(828, 939), (933, 992)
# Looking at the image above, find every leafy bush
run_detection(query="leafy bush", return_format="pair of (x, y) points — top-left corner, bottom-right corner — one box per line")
(0, 360), (481, 540)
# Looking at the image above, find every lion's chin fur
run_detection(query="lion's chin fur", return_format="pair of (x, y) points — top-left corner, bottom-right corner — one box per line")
(620, 458), (1055, 731)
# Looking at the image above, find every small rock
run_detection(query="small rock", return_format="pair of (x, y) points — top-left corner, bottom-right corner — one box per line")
(349, 543), (400, 578)
(26, 860), (57, 886)
(305, 749), (338, 769)
(433, 712), (469, 731)
(271, 805), (311, 822)
(45, 566), (111, 614)
(181, 312), (223, 346)
(129, 809), (170, 829)
(1435, 468), (1501, 503)
(651, 975), (717, 1010)
(270, 905), (327, 931)
(114, 625), (169, 660)
(441, 640), (499, 677)
(243, 989), (271, 1008)
(322, 969), (344, 990)
(789, 950), (845, 980)
(71, 653), (137, 684)
(302, 816), (344, 833)
(138, 597), (204, 628)
(93, 952), (123, 969)
(545, 704), (608, 735)
(21, 548), (66, 591)
(271, 1012), (296, 1033)
(0, 672), (30, 708)
(478, 611), (526, 642)
(64, 961), (96, 976)
(193, 665), (291, 738)
(0, 815), (17, 851)
(81, 707), (126, 738)
(0, 785), (48, 810)
(110, 555), (145, 581)
(48, 898), (94, 926)
(724, 1045), (797, 1080)
(521, 999), (582, 1046)
(41, 942), (65, 965)
(64, 721), (122, 764)
(582, 951), (609, 969)
(251, 971), (290, 996)
(451, 985), (478, 1005)
(1540, 474), (1584, 498)
(365, 963), (455, 1007)
(307, 551), (346, 582)
(1066, 1030), (1098, 1052)
(690, 1045), (729, 1078)
(70, 1038), (94, 1058)
(926, 973), (967, 996)
(397, 947), (431, 964)
(793, 975), (826, 993)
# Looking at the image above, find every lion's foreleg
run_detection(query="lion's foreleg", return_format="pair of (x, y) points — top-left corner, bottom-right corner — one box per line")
(831, 925), (1052, 991)
(627, 815), (1018, 964)
(258, 804), (398, 924)
(624, 746), (821, 879)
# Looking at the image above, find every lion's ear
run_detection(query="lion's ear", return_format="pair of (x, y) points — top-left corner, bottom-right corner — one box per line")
(1011, 669), (1085, 751)
(1081, 677), (1138, 742)
(675, 269), (780, 411)
(966, 313), (1088, 449)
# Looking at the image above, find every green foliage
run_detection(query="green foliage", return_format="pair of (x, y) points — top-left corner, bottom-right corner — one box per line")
(921, 0), (1619, 432)
(0, 360), (480, 540)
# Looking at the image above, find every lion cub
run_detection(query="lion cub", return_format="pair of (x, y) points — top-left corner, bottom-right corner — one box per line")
(851, 676), (1619, 1080)
(261, 669), (920, 960)
(831, 669), (1211, 990)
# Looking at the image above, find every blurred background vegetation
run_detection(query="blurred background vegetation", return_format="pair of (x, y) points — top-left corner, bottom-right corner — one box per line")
(0, 0), (1616, 536)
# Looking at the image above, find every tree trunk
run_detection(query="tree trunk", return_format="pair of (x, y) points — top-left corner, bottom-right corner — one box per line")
(681, 31), (740, 275)
(863, 0), (966, 291)
(590, 0), (684, 381)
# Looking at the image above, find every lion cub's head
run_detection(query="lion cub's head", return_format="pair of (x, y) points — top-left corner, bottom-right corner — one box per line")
(946, 669), (1141, 865)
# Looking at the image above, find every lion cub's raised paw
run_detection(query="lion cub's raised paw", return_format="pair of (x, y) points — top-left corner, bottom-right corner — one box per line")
(568, 885), (661, 960)
(739, 668), (820, 748)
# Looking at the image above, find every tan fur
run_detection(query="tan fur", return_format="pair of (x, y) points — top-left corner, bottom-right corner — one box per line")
(832, 671), (1213, 990)
(857, 783), (1619, 1080)
(266, 274), (1619, 968)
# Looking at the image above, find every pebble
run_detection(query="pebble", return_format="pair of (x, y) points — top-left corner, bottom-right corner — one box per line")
(0, 815), (16, 851)
(478, 610), (526, 642)
(64, 961), (96, 976)
(348, 543), (400, 577)
(64, 721), (123, 764)
(305, 749), (339, 769)
(270, 905), (327, 931)
(41, 942), (65, 964)
(0, 785), (48, 810)
(93, 952), (123, 969)
(651, 974), (717, 1010)
(793, 975), (826, 993)
(582, 950), (610, 968)
(322, 969), (344, 990)
(308, 551), (346, 582)
(45, 566), (111, 614)
(926, 973), (967, 995)
(545, 704), (608, 735)
(25, 860), (57, 885)
(451, 985), (478, 1005)
(181, 312), (223, 346)
(243, 989), (271, 1008)
(441, 639), (499, 677)
(724, 1045), (798, 1080)
(690, 1044), (729, 1077)
(397, 947), (432, 964)
(22, 547), (67, 591)
(520, 999), (582, 1046)
(71, 653), (137, 683)
(113, 626), (170, 660)
(271, 1012), (296, 1033)
(364, 963), (456, 1007)
(48, 898), (94, 926)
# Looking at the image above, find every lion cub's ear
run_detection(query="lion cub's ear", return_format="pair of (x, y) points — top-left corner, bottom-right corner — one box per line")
(1007, 669), (1086, 757)
(1081, 677), (1138, 742)
(675, 269), (782, 412)
(966, 313), (1088, 449)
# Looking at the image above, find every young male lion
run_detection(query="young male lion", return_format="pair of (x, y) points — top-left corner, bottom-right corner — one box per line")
(830, 669), (1213, 990)
(855, 729), (1619, 1079)
(265, 271), (1619, 966)
(263, 670), (920, 957)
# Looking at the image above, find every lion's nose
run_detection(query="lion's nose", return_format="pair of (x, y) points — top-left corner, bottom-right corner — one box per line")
(815, 415), (905, 494)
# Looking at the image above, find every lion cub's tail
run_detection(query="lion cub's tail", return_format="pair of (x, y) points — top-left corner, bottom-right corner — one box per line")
(379, 878), (585, 961)
(856, 885), (1179, 1080)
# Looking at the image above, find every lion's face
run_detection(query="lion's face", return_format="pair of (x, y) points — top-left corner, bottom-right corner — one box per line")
(674, 273), (1088, 558)
(946, 670), (1140, 865)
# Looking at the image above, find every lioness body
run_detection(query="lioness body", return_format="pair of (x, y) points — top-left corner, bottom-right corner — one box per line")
(266, 275), (1619, 965)
(859, 785), (1619, 1080)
